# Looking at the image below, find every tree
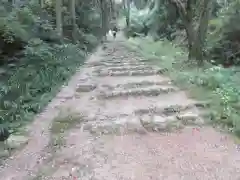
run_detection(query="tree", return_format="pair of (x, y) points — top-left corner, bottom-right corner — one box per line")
(56, 0), (63, 37)
(133, 0), (148, 9)
(122, 0), (126, 10)
(126, 0), (130, 27)
(109, 0), (114, 19)
(69, 0), (77, 42)
(40, 0), (44, 8)
(99, 0), (109, 42)
(171, 0), (212, 64)
(12, 0), (15, 6)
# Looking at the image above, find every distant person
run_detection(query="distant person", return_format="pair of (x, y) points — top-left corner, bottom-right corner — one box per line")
(109, 17), (118, 39)
(143, 22), (149, 36)
(112, 25), (118, 39)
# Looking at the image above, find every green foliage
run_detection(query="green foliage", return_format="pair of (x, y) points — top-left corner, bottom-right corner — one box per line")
(205, 0), (240, 65)
(127, 37), (240, 137)
(123, 0), (180, 40)
(0, 0), (102, 130)
(122, 5), (156, 38)
(0, 41), (86, 129)
(126, 0), (240, 67)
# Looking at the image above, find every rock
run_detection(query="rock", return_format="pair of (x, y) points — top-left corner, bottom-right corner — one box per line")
(0, 135), (28, 157)
(165, 121), (184, 132)
(86, 61), (103, 67)
(162, 105), (190, 116)
(194, 101), (210, 109)
(140, 115), (166, 131)
(0, 68), (6, 75)
(156, 68), (168, 74)
(139, 114), (184, 132)
(76, 84), (97, 92)
(176, 113), (203, 125)
(0, 150), (9, 158)
(8, 64), (16, 68)
(83, 116), (147, 135)
(7, 135), (29, 149)
(78, 77), (88, 83)
(57, 88), (75, 99)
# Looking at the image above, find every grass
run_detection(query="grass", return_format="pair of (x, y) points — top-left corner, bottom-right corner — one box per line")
(51, 111), (83, 135)
(31, 110), (84, 180)
(125, 36), (240, 138)
(50, 109), (84, 149)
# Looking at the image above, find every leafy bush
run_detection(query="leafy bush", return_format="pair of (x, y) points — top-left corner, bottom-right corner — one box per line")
(189, 66), (240, 134)
(0, 41), (86, 129)
(206, 1), (240, 66)
(0, 0), (102, 130)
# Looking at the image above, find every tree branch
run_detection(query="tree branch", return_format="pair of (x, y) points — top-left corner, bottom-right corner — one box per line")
(170, 0), (186, 18)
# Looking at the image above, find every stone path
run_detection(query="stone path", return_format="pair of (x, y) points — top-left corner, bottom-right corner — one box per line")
(1, 37), (240, 180)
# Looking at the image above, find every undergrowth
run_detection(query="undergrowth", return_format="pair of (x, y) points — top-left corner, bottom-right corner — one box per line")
(31, 111), (83, 179)
(50, 111), (81, 153)
(126, 37), (240, 137)
(0, 0), (101, 131)
(0, 42), (87, 130)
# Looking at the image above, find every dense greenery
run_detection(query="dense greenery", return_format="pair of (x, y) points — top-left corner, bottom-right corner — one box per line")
(124, 0), (240, 65)
(0, 0), (105, 130)
(2, 0), (240, 137)
(123, 0), (240, 136)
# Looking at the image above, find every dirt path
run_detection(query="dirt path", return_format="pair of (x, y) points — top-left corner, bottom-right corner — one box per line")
(1, 36), (240, 180)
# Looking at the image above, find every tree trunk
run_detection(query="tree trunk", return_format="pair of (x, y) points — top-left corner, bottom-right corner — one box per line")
(126, 0), (130, 27)
(184, 23), (195, 60)
(133, 0), (147, 9)
(194, 0), (212, 63)
(109, 0), (114, 19)
(100, 0), (108, 42)
(123, 0), (126, 10)
(56, 0), (63, 37)
(40, 0), (44, 8)
(171, 0), (212, 64)
(70, 0), (77, 42)
(154, 0), (160, 11)
(11, 0), (14, 6)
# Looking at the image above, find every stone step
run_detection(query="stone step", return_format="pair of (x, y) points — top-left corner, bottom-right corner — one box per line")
(97, 69), (167, 77)
(85, 61), (104, 67)
(97, 86), (178, 99)
(76, 83), (97, 92)
(98, 80), (172, 91)
(115, 80), (172, 89)
(82, 111), (202, 136)
(103, 62), (147, 67)
(139, 112), (202, 133)
(82, 116), (147, 135)
(105, 65), (154, 72)
(102, 59), (137, 63)
(139, 114), (184, 132)
(135, 104), (196, 116)
(89, 91), (194, 116)
(176, 112), (204, 125)
(193, 101), (211, 109)
(96, 75), (171, 87)
(86, 61), (147, 68)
